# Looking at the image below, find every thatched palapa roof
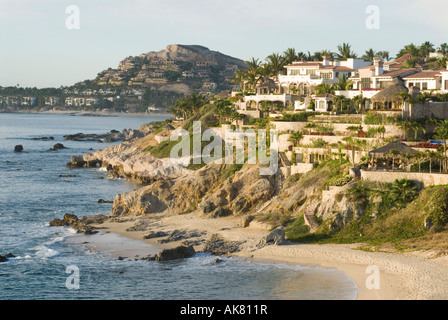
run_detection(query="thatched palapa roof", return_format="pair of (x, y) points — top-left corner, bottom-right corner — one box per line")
(368, 141), (418, 158)
(371, 77), (408, 103)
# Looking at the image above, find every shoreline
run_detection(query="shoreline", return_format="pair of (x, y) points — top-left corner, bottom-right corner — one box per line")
(68, 212), (448, 300)
(55, 112), (448, 301)
(0, 110), (172, 118)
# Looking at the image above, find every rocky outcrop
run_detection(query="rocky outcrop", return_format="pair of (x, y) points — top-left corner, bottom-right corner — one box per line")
(48, 143), (67, 151)
(203, 234), (245, 255)
(14, 145), (23, 152)
(64, 129), (144, 143)
(0, 253), (15, 263)
(110, 163), (223, 216)
(198, 165), (275, 217)
(110, 162), (276, 218)
(155, 245), (196, 261)
(68, 141), (191, 182)
(49, 213), (106, 234)
(257, 227), (286, 248)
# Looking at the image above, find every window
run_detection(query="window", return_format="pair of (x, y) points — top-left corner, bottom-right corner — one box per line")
(361, 78), (371, 89)
(422, 82), (428, 90)
(319, 101), (325, 109)
(408, 82), (414, 87)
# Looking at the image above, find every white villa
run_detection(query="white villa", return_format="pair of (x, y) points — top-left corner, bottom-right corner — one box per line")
(278, 56), (371, 95)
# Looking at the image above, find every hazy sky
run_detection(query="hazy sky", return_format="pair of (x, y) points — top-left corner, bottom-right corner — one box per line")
(1, 0), (447, 88)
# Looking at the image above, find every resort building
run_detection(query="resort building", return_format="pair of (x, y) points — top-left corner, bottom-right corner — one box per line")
(278, 56), (371, 96)
(403, 70), (443, 91)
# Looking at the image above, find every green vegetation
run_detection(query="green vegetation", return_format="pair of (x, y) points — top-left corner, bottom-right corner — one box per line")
(284, 174), (448, 251)
(285, 215), (310, 240)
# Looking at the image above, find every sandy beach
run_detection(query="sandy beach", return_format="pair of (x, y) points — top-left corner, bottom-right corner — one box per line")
(68, 211), (448, 300)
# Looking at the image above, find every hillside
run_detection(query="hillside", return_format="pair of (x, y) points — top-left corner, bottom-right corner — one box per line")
(94, 44), (247, 95)
(0, 45), (247, 113)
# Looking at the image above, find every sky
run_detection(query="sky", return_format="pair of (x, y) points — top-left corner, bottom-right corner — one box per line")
(1, 0), (447, 88)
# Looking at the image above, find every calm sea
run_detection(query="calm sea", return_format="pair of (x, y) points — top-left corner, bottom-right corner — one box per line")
(0, 113), (359, 300)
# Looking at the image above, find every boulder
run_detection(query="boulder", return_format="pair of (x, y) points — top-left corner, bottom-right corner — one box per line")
(48, 143), (67, 151)
(203, 234), (244, 255)
(14, 145), (23, 152)
(155, 245), (196, 261)
(49, 214), (99, 235)
(98, 199), (114, 204)
(67, 155), (86, 168)
(257, 227), (286, 248)
(241, 216), (254, 228)
(0, 253), (15, 262)
(143, 231), (169, 239)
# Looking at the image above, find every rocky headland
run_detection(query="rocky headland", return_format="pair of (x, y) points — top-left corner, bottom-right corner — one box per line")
(54, 120), (448, 300)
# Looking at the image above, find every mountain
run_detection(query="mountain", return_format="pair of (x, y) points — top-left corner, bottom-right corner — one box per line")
(94, 44), (247, 95)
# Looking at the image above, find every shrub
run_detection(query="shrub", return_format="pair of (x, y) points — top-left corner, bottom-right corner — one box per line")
(285, 215), (310, 240)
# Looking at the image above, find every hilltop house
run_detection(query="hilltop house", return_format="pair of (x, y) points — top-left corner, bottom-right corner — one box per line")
(402, 70), (443, 91)
(278, 56), (371, 96)
(44, 97), (60, 106)
(349, 57), (419, 97)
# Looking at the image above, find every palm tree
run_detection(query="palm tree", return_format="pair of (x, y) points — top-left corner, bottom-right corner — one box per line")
(395, 90), (415, 106)
(336, 43), (357, 60)
(436, 58), (447, 69)
(389, 149), (402, 171)
(426, 150), (438, 173)
(232, 69), (247, 91)
(315, 82), (334, 95)
(288, 131), (304, 147)
(342, 136), (358, 168)
(379, 51), (391, 62)
(396, 43), (420, 58)
(352, 95), (367, 114)
(419, 41), (435, 58)
(313, 50), (334, 61)
(377, 125), (386, 139)
(411, 122), (426, 141)
(283, 48), (298, 65)
(414, 151), (426, 173)
(245, 57), (261, 72)
(398, 120), (413, 140)
(437, 43), (448, 56)
(265, 53), (286, 77)
(332, 74), (352, 91)
(435, 120), (448, 171)
(389, 178), (418, 208)
(332, 95), (347, 113)
(361, 48), (377, 62)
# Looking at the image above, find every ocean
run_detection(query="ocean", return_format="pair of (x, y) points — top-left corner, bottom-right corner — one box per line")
(0, 113), (359, 300)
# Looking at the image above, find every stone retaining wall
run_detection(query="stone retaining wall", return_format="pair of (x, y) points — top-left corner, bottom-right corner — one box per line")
(360, 169), (448, 187)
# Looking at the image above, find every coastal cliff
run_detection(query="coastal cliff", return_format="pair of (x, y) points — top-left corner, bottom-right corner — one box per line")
(71, 128), (363, 234)
(66, 118), (448, 256)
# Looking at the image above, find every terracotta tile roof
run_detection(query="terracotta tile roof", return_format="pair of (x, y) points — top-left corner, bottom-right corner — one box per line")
(284, 62), (322, 67)
(371, 68), (418, 78)
(320, 66), (353, 71)
(403, 70), (442, 79)
(358, 65), (375, 70)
